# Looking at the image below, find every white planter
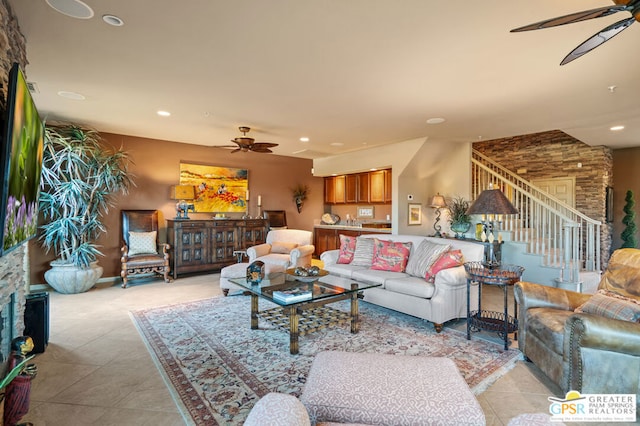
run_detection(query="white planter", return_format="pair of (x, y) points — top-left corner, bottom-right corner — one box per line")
(44, 261), (103, 294)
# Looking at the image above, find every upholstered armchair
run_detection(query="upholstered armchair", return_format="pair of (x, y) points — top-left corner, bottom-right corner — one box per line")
(120, 210), (170, 288)
(515, 248), (640, 400)
(246, 229), (314, 269)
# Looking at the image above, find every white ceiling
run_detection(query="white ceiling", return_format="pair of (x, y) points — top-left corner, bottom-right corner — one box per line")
(9, 0), (640, 159)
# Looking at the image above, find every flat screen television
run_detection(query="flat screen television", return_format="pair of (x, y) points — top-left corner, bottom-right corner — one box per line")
(0, 63), (44, 255)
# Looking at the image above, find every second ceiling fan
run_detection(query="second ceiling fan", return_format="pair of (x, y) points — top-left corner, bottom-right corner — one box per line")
(511, 0), (640, 65)
(214, 127), (278, 153)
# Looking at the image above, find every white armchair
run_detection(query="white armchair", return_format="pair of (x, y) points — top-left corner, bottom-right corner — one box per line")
(246, 229), (314, 269)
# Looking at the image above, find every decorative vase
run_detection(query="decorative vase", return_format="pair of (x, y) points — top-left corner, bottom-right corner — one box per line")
(295, 196), (304, 213)
(44, 260), (103, 294)
(450, 222), (471, 239)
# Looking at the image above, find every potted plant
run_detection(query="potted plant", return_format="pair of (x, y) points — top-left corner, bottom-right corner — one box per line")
(39, 125), (133, 293)
(448, 196), (471, 238)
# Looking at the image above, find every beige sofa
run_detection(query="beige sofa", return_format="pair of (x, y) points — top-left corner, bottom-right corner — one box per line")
(320, 234), (485, 331)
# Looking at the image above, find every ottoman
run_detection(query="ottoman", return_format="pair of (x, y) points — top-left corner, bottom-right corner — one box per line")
(220, 262), (285, 295)
(300, 351), (485, 425)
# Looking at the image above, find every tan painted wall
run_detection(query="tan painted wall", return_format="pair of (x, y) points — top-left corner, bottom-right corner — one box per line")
(30, 133), (324, 283)
(612, 147), (640, 250)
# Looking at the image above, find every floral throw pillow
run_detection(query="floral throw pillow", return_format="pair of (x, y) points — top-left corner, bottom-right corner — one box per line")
(371, 238), (412, 272)
(425, 249), (464, 282)
(337, 234), (357, 264)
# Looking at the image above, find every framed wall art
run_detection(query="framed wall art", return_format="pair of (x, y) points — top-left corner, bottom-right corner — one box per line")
(179, 163), (248, 213)
(408, 203), (422, 226)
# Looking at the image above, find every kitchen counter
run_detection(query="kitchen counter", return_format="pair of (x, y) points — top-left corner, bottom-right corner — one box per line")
(314, 224), (392, 233)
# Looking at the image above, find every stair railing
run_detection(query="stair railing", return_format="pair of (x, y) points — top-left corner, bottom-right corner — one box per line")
(471, 150), (601, 279)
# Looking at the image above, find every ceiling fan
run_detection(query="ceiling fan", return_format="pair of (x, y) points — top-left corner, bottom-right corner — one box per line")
(214, 126), (278, 153)
(511, 0), (640, 65)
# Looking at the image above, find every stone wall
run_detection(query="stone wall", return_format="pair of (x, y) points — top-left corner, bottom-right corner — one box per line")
(0, 0), (26, 110)
(473, 129), (613, 266)
(0, 0), (29, 364)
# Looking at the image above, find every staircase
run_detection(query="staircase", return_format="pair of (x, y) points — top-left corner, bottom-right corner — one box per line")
(471, 150), (602, 291)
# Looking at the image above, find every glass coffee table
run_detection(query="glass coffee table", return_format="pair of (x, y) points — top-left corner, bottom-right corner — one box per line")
(230, 272), (381, 354)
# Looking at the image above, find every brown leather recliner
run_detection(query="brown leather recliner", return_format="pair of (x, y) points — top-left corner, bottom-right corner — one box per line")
(515, 248), (640, 400)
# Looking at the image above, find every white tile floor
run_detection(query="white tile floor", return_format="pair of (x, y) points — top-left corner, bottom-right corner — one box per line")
(22, 275), (566, 425)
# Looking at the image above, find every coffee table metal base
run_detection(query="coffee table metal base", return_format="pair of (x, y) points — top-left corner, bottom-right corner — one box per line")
(250, 283), (361, 354)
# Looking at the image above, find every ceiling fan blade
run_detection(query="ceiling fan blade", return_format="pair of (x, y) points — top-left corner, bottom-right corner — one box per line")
(231, 147), (243, 154)
(560, 16), (635, 65)
(253, 142), (279, 149)
(213, 144), (240, 149)
(511, 5), (627, 32)
(251, 147), (273, 153)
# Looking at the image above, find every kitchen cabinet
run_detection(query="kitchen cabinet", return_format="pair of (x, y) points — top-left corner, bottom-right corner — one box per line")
(167, 219), (267, 278)
(345, 174), (357, 203)
(324, 169), (391, 205)
(356, 173), (369, 203)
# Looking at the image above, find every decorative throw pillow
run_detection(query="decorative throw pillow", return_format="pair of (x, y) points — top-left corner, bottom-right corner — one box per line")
(405, 239), (451, 278)
(425, 249), (464, 282)
(271, 241), (299, 254)
(371, 238), (412, 272)
(575, 289), (640, 322)
(128, 231), (157, 256)
(337, 234), (357, 264)
(350, 237), (375, 267)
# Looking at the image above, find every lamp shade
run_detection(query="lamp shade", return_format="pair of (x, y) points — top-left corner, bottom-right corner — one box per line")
(170, 185), (196, 200)
(466, 189), (518, 215)
(430, 194), (446, 208)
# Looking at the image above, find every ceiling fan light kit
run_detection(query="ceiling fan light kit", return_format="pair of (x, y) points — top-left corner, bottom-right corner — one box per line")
(511, 0), (640, 65)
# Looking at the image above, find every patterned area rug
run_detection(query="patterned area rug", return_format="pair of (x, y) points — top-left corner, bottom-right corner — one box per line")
(130, 295), (522, 426)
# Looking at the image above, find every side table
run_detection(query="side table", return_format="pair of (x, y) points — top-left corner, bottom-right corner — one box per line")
(464, 262), (524, 350)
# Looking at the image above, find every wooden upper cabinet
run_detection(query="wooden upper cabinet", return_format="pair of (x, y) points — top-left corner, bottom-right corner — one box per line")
(324, 169), (390, 204)
(334, 175), (345, 204)
(324, 176), (336, 203)
(384, 169), (392, 203)
(345, 175), (357, 203)
(357, 173), (370, 203)
(370, 170), (385, 203)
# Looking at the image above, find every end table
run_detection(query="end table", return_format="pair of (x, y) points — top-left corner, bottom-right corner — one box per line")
(464, 262), (524, 350)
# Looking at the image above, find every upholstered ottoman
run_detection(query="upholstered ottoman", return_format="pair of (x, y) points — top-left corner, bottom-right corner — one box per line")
(300, 351), (485, 425)
(220, 262), (285, 296)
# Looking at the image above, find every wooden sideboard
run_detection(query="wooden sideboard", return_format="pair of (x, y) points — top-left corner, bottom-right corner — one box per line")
(167, 219), (267, 278)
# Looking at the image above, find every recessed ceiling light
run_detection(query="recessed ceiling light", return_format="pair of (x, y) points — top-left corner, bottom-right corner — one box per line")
(426, 117), (446, 125)
(46, 0), (94, 19)
(102, 14), (124, 26)
(57, 90), (85, 100)
(330, 142), (344, 146)
(610, 125), (625, 131)
(300, 137), (309, 142)
(157, 110), (171, 117)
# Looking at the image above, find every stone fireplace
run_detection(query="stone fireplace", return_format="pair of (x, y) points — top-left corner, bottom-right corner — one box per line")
(0, 246), (28, 370)
(0, 0), (30, 373)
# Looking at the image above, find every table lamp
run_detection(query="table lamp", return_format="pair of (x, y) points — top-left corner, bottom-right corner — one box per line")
(430, 193), (447, 237)
(466, 183), (518, 266)
(170, 185), (196, 220)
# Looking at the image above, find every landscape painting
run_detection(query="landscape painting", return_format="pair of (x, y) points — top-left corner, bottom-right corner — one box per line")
(179, 163), (248, 213)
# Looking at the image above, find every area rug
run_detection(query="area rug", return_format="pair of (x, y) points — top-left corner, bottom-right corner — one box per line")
(130, 295), (522, 426)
